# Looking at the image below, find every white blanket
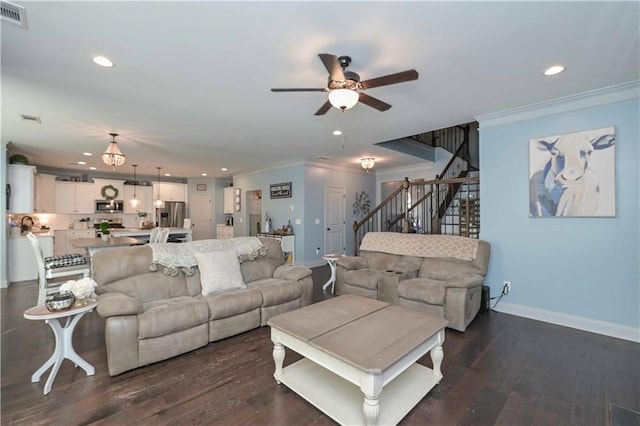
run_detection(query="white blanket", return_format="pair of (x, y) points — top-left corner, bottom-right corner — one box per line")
(149, 237), (265, 268)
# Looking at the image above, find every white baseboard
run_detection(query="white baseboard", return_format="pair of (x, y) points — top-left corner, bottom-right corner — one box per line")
(494, 302), (640, 343)
(0, 280), (8, 289)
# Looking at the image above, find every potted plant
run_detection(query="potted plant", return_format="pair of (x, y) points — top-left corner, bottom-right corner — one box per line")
(99, 222), (110, 241)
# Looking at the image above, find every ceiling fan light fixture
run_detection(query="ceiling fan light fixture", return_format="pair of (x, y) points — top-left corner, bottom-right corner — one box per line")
(102, 133), (126, 168)
(328, 89), (359, 111)
(361, 157), (375, 172)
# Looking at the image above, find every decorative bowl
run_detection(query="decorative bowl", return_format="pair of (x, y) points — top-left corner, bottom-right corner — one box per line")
(45, 291), (75, 312)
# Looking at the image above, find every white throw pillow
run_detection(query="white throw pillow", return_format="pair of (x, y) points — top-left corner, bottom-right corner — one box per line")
(195, 250), (246, 296)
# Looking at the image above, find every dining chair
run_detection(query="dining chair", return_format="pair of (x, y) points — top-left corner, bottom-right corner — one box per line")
(149, 228), (161, 243)
(159, 228), (170, 243)
(26, 232), (91, 305)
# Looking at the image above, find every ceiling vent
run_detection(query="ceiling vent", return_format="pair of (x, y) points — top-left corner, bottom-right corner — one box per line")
(20, 114), (41, 123)
(1, 1), (28, 30)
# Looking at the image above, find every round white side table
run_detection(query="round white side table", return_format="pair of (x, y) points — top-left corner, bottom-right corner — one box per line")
(321, 254), (341, 294)
(23, 298), (97, 395)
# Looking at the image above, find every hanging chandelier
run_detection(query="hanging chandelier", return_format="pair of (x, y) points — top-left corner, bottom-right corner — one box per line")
(130, 164), (140, 208)
(361, 157), (375, 172)
(102, 133), (126, 168)
(154, 166), (163, 208)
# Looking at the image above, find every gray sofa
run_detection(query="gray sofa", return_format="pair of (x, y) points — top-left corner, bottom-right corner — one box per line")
(336, 232), (490, 332)
(93, 237), (312, 376)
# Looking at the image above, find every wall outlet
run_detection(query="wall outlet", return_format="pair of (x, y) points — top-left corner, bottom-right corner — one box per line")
(316, 247), (320, 255)
(502, 280), (511, 295)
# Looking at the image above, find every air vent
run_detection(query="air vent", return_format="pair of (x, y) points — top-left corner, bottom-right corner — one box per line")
(20, 114), (41, 123)
(1, 1), (28, 30)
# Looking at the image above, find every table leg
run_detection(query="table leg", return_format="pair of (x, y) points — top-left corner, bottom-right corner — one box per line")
(430, 342), (444, 381)
(360, 374), (382, 426)
(321, 259), (337, 293)
(272, 341), (285, 384)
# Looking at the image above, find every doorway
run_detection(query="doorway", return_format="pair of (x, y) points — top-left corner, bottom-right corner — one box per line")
(324, 186), (345, 254)
(190, 196), (212, 240)
(247, 190), (262, 236)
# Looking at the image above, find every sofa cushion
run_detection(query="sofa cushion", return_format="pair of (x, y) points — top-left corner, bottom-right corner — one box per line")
(398, 278), (446, 305)
(248, 279), (303, 306)
(343, 269), (380, 291)
(241, 258), (281, 284)
(195, 250), (246, 296)
(139, 297), (209, 339)
(419, 257), (484, 281)
(205, 288), (263, 320)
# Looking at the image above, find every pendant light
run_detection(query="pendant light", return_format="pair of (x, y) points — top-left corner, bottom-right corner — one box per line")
(361, 157), (375, 172)
(130, 164), (140, 208)
(102, 133), (126, 169)
(154, 167), (163, 208)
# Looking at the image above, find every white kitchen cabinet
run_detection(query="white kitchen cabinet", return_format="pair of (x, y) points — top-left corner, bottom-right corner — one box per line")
(7, 164), (36, 213)
(216, 224), (234, 239)
(54, 229), (95, 256)
(55, 182), (94, 214)
(35, 173), (57, 213)
(223, 187), (234, 214)
(153, 182), (186, 203)
(123, 184), (152, 214)
(8, 234), (53, 282)
(93, 178), (124, 201)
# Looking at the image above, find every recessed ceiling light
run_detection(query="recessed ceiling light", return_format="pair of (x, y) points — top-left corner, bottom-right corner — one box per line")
(92, 56), (114, 67)
(201, 173), (207, 177)
(544, 65), (564, 76)
(221, 168), (228, 172)
(164, 173), (171, 177)
(89, 167), (97, 170)
(83, 152), (92, 156)
(333, 130), (342, 136)
(78, 161), (86, 165)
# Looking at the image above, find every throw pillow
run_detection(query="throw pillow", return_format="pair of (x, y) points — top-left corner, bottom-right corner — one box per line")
(195, 250), (246, 296)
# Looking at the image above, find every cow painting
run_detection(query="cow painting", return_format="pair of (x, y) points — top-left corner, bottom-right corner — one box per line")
(529, 127), (615, 217)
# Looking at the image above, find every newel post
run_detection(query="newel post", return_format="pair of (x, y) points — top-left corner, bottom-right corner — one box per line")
(402, 177), (410, 233)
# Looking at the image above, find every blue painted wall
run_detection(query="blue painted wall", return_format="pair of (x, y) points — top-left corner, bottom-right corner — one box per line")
(480, 98), (639, 328)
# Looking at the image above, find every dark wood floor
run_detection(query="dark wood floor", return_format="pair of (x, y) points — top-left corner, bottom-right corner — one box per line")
(2, 266), (639, 425)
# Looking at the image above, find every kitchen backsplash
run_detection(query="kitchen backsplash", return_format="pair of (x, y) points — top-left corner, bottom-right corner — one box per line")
(8, 213), (143, 231)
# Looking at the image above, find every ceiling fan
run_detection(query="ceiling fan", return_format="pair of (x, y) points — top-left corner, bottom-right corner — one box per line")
(271, 53), (419, 115)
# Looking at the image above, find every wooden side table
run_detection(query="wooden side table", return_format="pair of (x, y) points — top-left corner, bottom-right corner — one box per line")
(321, 254), (341, 293)
(23, 298), (97, 395)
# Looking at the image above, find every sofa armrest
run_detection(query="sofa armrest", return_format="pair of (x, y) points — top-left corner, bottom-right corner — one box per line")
(273, 265), (312, 281)
(336, 256), (367, 270)
(97, 292), (142, 318)
(444, 274), (485, 289)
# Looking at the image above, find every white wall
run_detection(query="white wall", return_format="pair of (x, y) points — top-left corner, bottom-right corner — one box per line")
(477, 82), (639, 341)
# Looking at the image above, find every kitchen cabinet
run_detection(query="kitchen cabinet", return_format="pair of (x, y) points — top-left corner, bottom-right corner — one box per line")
(9, 234), (53, 282)
(54, 229), (95, 256)
(258, 233), (294, 264)
(223, 187), (234, 214)
(7, 164), (36, 213)
(216, 224), (234, 239)
(153, 182), (186, 203)
(35, 173), (57, 213)
(123, 184), (152, 214)
(55, 182), (94, 214)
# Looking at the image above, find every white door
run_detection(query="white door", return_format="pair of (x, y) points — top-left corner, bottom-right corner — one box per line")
(324, 186), (345, 254)
(190, 196), (212, 240)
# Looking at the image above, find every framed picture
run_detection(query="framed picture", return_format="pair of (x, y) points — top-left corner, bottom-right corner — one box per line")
(270, 182), (292, 199)
(529, 126), (615, 217)
(196, 184), (207, 191)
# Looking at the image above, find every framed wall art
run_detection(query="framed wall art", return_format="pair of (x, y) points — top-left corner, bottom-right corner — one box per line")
(529, 126), (615, 217)
(270, 182), (291, 199)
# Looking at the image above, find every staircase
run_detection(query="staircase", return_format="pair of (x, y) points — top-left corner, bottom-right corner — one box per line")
(353, 123), (480, 254)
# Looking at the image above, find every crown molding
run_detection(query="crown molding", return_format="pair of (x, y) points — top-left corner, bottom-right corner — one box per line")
(476, 80), (640, 128)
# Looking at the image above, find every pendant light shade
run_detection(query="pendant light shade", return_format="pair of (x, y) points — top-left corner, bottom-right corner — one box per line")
(328, 89), (359, 111)
(130, 164), (140, 208)
(154, 167), (163, 208)
(102, 133), (126, 167)
(361, 157), (375, 172)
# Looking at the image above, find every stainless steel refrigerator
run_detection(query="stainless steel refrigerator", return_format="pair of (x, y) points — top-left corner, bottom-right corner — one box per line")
(157, 201), (186, 228)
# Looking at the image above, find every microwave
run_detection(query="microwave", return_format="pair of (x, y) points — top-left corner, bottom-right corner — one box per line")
(95, 200), (124, 213)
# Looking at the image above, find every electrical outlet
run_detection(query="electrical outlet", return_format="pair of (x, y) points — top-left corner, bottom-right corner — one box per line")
(502, 280), (511, 295)
(316, 247), (320, 255)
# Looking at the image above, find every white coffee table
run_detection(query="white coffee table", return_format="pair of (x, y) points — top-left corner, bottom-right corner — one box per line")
(268, 294), (447, 425)
(23, 298), (97, 394)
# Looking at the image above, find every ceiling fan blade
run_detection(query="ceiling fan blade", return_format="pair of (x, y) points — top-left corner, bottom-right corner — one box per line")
(318, 53), (345, 82)
(314, 100), (332, 116)
(271, 88), (327, 92)
(359, 93), (392, 112)
(359, 69), (419, 90)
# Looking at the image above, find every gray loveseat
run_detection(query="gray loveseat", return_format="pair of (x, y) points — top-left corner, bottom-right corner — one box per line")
(336, 232), (490, 332)
(93, 237), (312, 376)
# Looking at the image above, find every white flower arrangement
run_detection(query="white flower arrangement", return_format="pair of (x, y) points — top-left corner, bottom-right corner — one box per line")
(59, 277), (97, 300)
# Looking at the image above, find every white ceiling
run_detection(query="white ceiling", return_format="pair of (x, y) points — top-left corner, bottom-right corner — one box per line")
(2, 1), (638, 180)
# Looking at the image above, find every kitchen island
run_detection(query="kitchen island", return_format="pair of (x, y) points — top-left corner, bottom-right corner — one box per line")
(110, 228), (192, 243)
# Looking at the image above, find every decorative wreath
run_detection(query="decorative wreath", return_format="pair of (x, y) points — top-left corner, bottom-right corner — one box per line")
(352, 190), (371, 218)
(101, 185), (119, 200)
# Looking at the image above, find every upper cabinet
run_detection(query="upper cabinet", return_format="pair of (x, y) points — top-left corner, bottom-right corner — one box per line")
(123, 184), (152, 214)
(223, 187), (234, 214)
(7, 165), (36, 213)
(55, 182), (94, 214)
(35, 173), (56, 213)
(153, 182), (186, 203)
